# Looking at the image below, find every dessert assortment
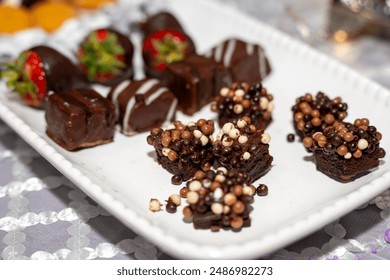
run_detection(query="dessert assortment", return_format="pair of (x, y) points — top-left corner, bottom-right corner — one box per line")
(293, 92), (386, 181)
(0, 6), (386, 233)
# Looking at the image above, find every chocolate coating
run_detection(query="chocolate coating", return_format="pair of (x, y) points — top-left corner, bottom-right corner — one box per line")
(31, 46), (88, 93)
(166, 54), (229, 115)
(205, 38), (271, 84)
(108, 78), (177, 135)
(140, 11), (185, 37)
(45, 88), (115, 151)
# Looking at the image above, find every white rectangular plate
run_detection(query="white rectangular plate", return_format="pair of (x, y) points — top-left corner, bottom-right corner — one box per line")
(1, 0), (390, 259)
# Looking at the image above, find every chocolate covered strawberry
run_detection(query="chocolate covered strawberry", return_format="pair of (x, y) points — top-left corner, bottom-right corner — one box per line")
(142, 29), (196, 79)
(77, 28), (134, 86)
(1, 46), (87, 108)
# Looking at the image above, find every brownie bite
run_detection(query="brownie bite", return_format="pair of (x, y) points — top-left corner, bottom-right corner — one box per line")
(107, 78), (177, 135)
(181, 168), (256, 231)
(303, 118), (386, 181)
(212, 117), (273, 183)
(205, 38), (271, 84)
(147, 119), (215, 182)
(292, 92), (348, 140)
(45, 88), (116, 151)
(166, 54), (229, 115)
(211, 82), (274, 130)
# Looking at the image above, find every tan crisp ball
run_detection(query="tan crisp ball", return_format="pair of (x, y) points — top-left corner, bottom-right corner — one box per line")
(303, 137), (313, 148)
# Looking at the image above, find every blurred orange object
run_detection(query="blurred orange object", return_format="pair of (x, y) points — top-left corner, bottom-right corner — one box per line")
(32, 2), (76, 32)
(73, 0), (116, 9)
(0, 5), (35, 34)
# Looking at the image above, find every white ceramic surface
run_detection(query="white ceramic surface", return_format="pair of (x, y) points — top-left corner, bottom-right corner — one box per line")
(0, 0), (390, 259)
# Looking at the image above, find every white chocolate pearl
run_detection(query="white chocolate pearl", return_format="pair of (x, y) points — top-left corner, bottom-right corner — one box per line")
(237, 119), (247, 128)
(222, 137), (233, 147)
(344, 152), (352, 159)
(220, 87), (229, 96)
(358, 139), (368, 150)
(259, 97), (269, 110)
(193, 129), (202, 138)
(261, 133), (271, 144)
(233, 104), (243, 114)
(166, 124), (175, 130)
(229, 128), (240, 139)
(187, 191), (199, 204)
(189, 180), (202, 191)
(215, 174), (226, 183)
(213, 188), (223, 200)
(217, 166), (228, 174)
(169, 194), (181, 206)
(211, 203), (223, 215)
(200, 135), (209, 146)
(267, 101), (275, 112)
(224, 193), (237, 205)
(242, 151), (251, 160)
(223, 205), (230, 214)
(149, 199), (162, 212)
(202, 179), (211, 188)
(162, 147), (171, 156)
(243, 186), (254, 196)
(238, 135), (248, 144)
(235, 89), (245, 97)
(222, 122), (234, 134)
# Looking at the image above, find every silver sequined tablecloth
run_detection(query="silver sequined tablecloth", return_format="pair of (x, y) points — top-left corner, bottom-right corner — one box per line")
(0, 0), (389, 260)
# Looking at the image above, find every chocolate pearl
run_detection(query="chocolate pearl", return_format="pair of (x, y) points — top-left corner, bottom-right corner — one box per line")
(232, 201), (245, 214)
(256, 184), (268, 196)
(182, 139), (191, 146)
(311, 117), (321, 127)
(331, 135), (343, 147)
(368, 126), (376, 135)
(182, 206), (193, 218)
(146, 135), (154, 145)
(361, 118), (369, 126)
(287, 134), (295, 142)
(179, 187), (189, 198)
(171, 141), (182, 152)
(191, 153), (200, 163)
(230, 217), (244, 229)
(311, 109), (320, 118)
(151, 128), (162, 136)
(353, 149), (362, 158)
(303, 114), (311, 122)
(206, 170), (216, 180)
(343, 132), (354, 142)
(161, 136), (172, 147)
(337, 145), (348, 156)
(357, 128), (367, 138)
(181, 130), (191, 140)
(378, 148), (386, 158)
(168, 150), (178, 161)
(196, 119), (206, 127)
(196, 203), (208, 213)
(172, 175), (183, 185)
(303, 122), (313, 132)
(324, 142), (333, 153)
(201, 124), (214, 135)
(232, 185), (243, 196)
(303, 137), (313, 148)
(232, 144), (242, 151)
(166, 202), (177, 213)
(194, 170), (206, 180)
(294, 112), (303, 122)
(222, 147), (231, 155)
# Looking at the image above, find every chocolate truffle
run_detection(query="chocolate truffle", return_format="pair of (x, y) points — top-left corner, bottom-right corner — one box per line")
(107, 78), (177, 135)
(45, 88), (116, 151)
(211, 82), (274, 130)
(303, 118), (386, 181)
(165, 54), (229, 115)
(292, 92), (348, 140)
(212, 118), (273, 183)
(182, 168), (256, 231)
(147, 119), (215, 181)
(205, 38), (271, 84)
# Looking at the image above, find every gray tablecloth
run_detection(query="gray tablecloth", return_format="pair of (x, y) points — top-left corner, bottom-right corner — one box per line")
(1, 0), (389, 260)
